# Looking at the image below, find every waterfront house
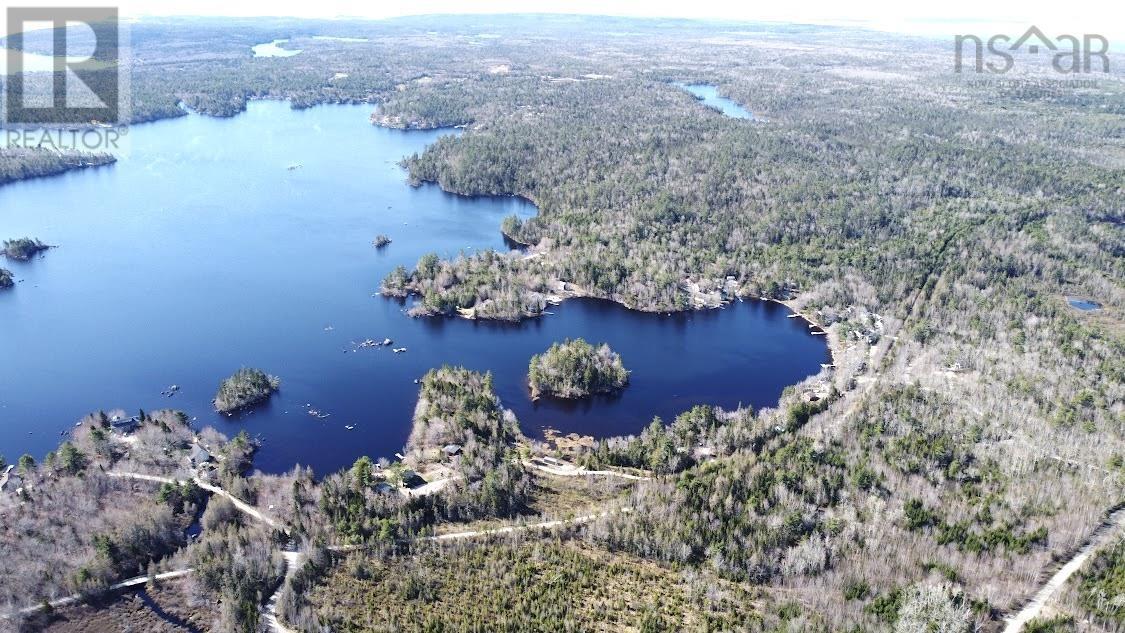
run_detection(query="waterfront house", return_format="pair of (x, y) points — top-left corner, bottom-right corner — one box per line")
(189, 444), (212, 467)
(0, 465), (24, 495)
(110, 416), (141, 434)
(399, 469), (426, 489)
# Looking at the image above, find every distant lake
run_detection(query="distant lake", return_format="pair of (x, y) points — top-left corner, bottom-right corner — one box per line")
(0, 48), (111, 76)
(312, 36), (370, 43)
(0, 101), (827, 475)
(680, 83), (761, 120)
(252, 39), (302, 58)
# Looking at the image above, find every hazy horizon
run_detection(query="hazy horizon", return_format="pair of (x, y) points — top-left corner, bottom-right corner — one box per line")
(2, 0), (1124, 42)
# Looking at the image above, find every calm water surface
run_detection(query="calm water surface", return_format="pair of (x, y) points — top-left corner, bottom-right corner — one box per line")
(0, 101), (826, 474)
(251, 40), (302, 57)
(680, 83), (760, 120)
(1067, 297), (1102, 311)
(0, 49), (109, 76)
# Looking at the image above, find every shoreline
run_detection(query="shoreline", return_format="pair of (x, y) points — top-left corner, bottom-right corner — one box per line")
(9, 101), (835, 475)
(770, 297), (840, 368)
(416, 279), (838, 368)
(391, 169), (835, 368)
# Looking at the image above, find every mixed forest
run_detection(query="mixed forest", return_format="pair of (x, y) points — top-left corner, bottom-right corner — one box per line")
(0, 13), (1122, 633)
(528, 338), (629, 399)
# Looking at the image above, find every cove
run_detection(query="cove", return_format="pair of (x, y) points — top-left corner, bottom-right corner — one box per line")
(0, 101), (828, 475)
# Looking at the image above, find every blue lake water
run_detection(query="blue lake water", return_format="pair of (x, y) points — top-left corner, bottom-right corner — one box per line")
(0, 101), (827, 475)
(252, 40), (302, 57)
(1067, 297), (1101, 311)
(680, 83), (759, 120)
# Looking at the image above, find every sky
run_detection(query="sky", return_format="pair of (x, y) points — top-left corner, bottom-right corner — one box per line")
(2, 0), (1123, 42)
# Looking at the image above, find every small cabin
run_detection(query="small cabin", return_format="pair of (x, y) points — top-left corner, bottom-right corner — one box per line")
(442, 444), (463, 458)
(0, 465), (21, 494)
(188, 444), (212, 467)
(110, 416), (141, 434)
(399, 469), (426, 489)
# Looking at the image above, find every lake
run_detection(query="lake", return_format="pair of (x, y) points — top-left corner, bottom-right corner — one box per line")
(1067, 297), (1102, 311)
(252, 39), (303, 58)
(0, 101), (828, 475)
(0, 50), (109, 76)
(312, 36), (370, 43)
(680, 83), (761, 120)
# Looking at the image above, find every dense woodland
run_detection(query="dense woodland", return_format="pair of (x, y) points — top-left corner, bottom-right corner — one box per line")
(0, 410), (272, 631)
(0, 13), (1121, 633)
(381, 249), (549, 320)
(303, 366), (532, 546)
(213, 367), (280, 413)
(308, 540), (762, 632)
(367, 18), (1122, 631)
(0, 149), (113, 187)
(527, 338), (629, 399)
(1075, 536), (1125, 629)
(1, 238), (50, 261)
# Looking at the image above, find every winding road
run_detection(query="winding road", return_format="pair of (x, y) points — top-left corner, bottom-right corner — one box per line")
(524, 457), (651, 481)
(3, 569), (195, 619)
(1002, 506), (1125, 632)
(263, 550), (303, 633)
(2, 471), (288, 622)
(107, 471), (287, 533)
(4, 468), (627, 628)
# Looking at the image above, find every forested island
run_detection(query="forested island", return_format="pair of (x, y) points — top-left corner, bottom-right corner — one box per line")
(213, 367), (280, 413)
(2, 237), (51, 261)
(0, 268), (12, 289)
(528, 338), (629, 399)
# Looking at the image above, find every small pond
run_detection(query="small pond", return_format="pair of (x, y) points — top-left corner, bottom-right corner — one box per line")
(679, 83), (761, 120)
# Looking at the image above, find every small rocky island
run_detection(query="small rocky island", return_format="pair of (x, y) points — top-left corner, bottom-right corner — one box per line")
(0, 268), (13, 289)
(213, 367), (280, 413)
(2, 237), (51, 261)
(373, 234), (392, 248)
(528, 338), (629, 399)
